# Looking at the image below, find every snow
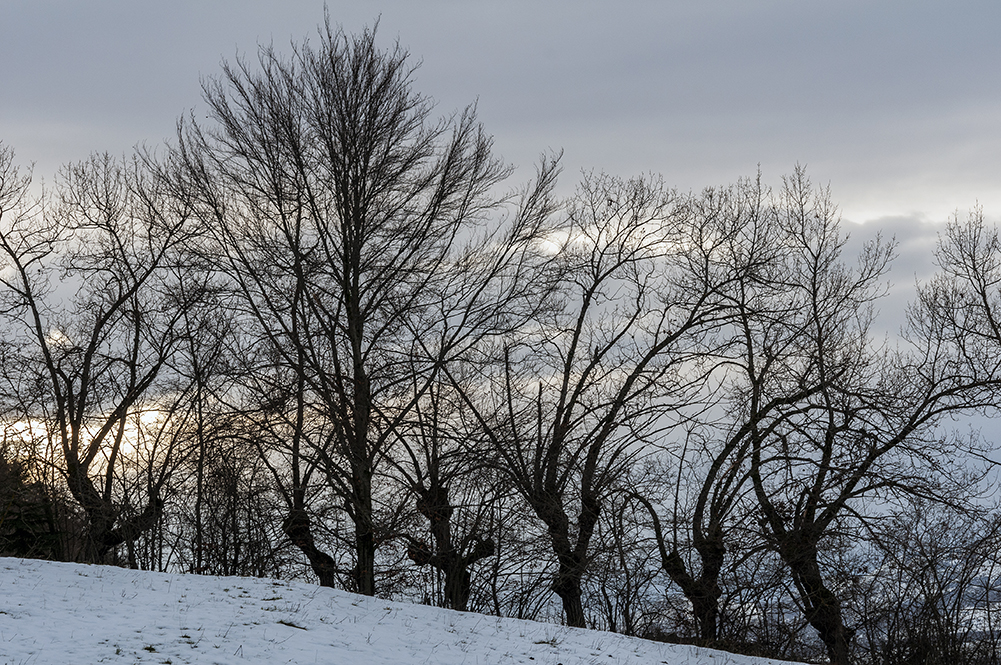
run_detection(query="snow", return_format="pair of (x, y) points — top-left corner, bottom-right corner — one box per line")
(0, 557), (795, 665)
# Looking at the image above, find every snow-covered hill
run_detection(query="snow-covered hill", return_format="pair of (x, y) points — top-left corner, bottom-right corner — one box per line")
(0, 557), (794, 664)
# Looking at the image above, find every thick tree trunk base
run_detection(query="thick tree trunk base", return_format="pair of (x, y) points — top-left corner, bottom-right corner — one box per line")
(283, 509), (338, 588)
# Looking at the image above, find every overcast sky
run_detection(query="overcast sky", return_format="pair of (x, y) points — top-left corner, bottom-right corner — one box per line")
(2, 0), (999, 316)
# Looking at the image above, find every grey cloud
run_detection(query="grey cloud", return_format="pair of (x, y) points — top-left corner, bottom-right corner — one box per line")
(2, 0), (999, 224)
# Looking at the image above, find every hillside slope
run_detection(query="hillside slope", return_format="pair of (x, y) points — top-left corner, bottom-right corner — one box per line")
(0, 557), (793, 664)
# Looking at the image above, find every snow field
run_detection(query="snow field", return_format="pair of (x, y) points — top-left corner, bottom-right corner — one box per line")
(0, 557), (794, 665)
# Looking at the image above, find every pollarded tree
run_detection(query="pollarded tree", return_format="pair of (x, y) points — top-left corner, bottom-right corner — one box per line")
(630, 173), (782, 644)
(451, 172), (767, 627)
(173, 20), (559, 594)
(743, 170), (1001, 665)
(390, 377), (501, 611)
(0, 147), (199, 562)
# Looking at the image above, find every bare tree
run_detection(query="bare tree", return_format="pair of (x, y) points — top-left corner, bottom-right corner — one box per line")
(630, 174), (781, 644)
(854, 500), (1001, 665)
(740, 169), (1001, 665)
(912, 206), (1001, 391)
(389, 379), (500, 611)
(173, 19), (559, 594)
(0, 148), (198, 562)
(451, 172), (764, 627)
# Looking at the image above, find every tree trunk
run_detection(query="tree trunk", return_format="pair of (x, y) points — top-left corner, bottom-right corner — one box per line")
(634, 492), (725, 644)
(65, 461), (160, 562)
(552, 557), (586, 628)
(408, 485), (495, 611)
(350, 465), (377, 596)
(354, 525), (376, 595)
(282, 508), (338, 588)
(780, 535), (852, 665)
(692, 529), (725, 643)
(659, 543), (723, 645)
(532, 489), (600, 629)
(65, 463), (110, 562)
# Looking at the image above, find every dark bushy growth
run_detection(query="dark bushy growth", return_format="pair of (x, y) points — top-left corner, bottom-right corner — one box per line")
(0, 458), (79, 561)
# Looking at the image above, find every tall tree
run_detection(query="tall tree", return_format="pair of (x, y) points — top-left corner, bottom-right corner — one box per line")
(174, 20), (558, 594)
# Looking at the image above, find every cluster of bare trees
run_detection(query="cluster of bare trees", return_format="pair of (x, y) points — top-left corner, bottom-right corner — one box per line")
(3, 20), (1001, 665)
